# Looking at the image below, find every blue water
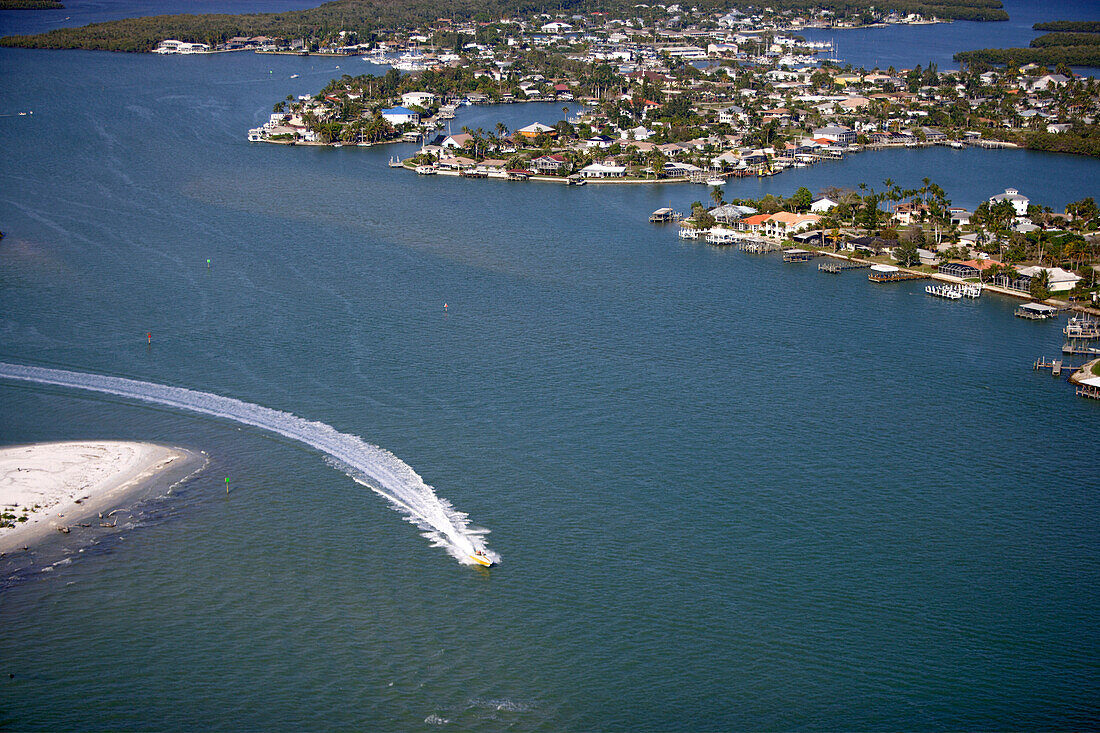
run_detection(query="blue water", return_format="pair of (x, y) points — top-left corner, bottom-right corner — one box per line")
(800, 0), (1100, 74)
(1, 20), (1099, 733)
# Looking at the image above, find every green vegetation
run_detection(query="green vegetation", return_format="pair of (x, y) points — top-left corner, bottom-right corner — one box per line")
(0, 0), (63, 8)
(1030, 33), (1100, 48)
(0, 0), (1007, 53)
(985, 126), (1100, 159)
(1033, 21), (1100, 33)
(956, 22), (1100, 68)
(1092, 360), (1100, 377)
(955, 45), (1100, 68)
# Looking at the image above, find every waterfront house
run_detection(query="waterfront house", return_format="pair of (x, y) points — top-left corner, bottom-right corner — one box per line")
(154, 39), (210, 54)
(441, 133), (473, 149)
(517, 122), (556, 138)
(710, 204), (757, 224)
(811, 124), (856, 145)
(531, 154), (567, 173)
(381, 106), (420, 125)
(764, 212), (821, 239)
(993, 269), (1032, 294)
(738, 213), (772, 234)
(1017, 266), (1082, 292)
(476, 159), (508, 175)
(401, 92), (436, 109)
(810, 197), (838, 213)
(989, 188), (1029, 216)
(939, 261), (982, 279)
(579, 162), (626, 178)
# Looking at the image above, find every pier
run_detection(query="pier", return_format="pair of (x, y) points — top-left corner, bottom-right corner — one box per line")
(738, 239), (781, 253)
(649, 207), (683, 223)
(867, 267), (928, 282)
(1015, 302), (1059, 320)
(782, 249), (816, 262)
(818, 261), (869, 273)
(1034, 358), (1063, 376)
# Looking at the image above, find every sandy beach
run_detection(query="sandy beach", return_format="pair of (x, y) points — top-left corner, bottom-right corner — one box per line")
(0, 441), (206, 555)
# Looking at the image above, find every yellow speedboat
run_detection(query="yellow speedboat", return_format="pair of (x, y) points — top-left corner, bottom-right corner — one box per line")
(470, 550), (494, 567)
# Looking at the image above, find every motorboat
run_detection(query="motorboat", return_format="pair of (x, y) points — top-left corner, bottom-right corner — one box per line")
(470, 550), (494, 567)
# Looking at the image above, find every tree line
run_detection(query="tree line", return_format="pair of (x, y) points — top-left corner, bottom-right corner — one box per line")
(955, 45), (1100, 69)
(1033, 21), (1100, 34)
(1, 0), (1009, 52)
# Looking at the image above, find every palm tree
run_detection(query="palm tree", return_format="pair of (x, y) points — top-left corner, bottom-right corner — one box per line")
(710, 186), (724, 207)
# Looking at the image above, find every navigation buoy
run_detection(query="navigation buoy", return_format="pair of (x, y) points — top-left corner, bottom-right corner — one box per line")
(443, 303), (448, 311)
(225, 477), (230, 495)
(146, 332), (152, 344)
(206, 258), (211, 268)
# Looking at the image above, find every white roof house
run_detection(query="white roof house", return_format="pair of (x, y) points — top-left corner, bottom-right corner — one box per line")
(401, 92), (436, 108)
(810, 197), (838, 213)
(1018, 266), (1082, 292)
(989, 188), (1029, 216)
(579, 162), (626, 178)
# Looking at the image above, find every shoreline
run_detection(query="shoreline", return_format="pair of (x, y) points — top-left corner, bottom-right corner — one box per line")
(0, 441), (207, 556)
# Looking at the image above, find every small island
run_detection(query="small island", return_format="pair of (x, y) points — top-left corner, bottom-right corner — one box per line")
(0, 441), (207, 556)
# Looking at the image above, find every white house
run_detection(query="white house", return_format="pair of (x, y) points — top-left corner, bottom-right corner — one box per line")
(381, 107), (419, 125)
(989, 187), (1029, 216)
(764, 212), (821, 239)
(810, 197), (838, 213)
(1018, 266), (1082, 292)
(579, 162), (626, 178)
(154, 39), (210, 54)
(401, 92), (436, 109)
(540, 21), (573, 33)
(811, 124), (856, 145)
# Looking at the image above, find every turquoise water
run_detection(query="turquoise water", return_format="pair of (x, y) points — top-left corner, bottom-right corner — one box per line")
(1, 36), (1099, 733)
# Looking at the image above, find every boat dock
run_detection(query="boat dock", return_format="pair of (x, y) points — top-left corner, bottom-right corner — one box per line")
(649, 207), (683, 223)
(818, 261), (869, 273)
(738, 239), (781, 253)
(782, 249), (816, 262)
(1077, 381), (1100, 399)
(1015, 302), (1060, 320)
(867, 264), (928, 282)
(1034, 357), (1063, 376)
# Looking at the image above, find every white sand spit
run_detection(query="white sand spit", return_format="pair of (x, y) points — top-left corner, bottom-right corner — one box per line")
(0, 441), (205, 554)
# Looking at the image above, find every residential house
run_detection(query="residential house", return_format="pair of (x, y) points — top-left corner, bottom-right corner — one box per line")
(811, 124), (856, 145)
(764, 212), (821, 239)
(381, 106), (420, 125)
(989, 187), (1029, 216)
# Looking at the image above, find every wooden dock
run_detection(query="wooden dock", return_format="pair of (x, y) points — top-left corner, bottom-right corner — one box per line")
(819, 261), (870, 273)
(649, 207), (683, 223)
(1062, 343), (1100, 356)
(1034, 357), (1063, 376)
(1077, 383), (1100, 399)
(782, 249), (816, 262)
(738, 240), (781, 253)
(867, 271), (928, 282)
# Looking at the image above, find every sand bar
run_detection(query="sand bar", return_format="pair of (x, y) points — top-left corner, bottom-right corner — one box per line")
(0, 441), (206, 555)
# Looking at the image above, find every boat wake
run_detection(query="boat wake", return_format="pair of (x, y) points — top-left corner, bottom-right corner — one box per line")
(0, 362), (497, 567)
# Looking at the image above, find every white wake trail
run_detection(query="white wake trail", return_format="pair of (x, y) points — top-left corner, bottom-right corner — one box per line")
(0, 362), (497, 566)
